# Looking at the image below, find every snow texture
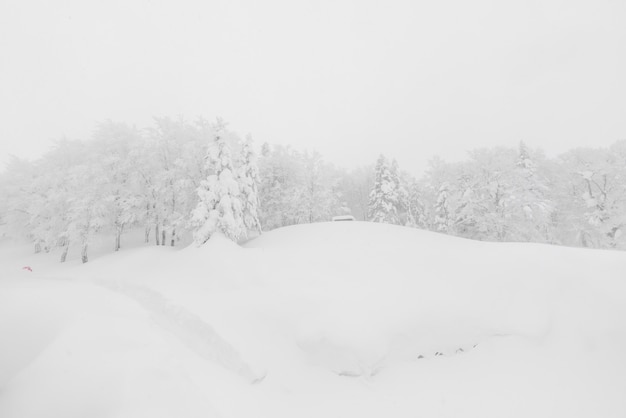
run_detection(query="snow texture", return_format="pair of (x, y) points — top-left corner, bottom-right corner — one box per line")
(1, 221), (626, 417)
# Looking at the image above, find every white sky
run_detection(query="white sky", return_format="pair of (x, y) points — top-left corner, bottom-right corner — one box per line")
(1, 0), (625, 174)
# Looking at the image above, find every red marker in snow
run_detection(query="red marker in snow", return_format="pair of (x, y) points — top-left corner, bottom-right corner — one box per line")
(22, 266), (32, 272)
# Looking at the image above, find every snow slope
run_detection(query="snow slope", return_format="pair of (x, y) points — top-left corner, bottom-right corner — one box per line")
(1, 222), (625, 417)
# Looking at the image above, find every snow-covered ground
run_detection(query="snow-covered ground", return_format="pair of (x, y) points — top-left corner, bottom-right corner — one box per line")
(1, 222), (625, 417)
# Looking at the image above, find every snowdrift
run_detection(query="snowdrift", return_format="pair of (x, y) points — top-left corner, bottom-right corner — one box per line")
(1, 221), (625, 417)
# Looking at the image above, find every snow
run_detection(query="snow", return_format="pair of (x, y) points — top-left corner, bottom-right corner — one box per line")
(1, 222), (626, 417)
(192, 130), (246, 244)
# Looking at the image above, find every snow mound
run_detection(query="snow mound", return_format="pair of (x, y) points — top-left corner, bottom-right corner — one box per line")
(1, 221), (626, 417)
(249, 222), (626, 377)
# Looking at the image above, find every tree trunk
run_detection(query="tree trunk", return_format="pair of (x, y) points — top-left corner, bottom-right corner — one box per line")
(81, 241), (88, 263)
(34, 242), (41, 254)
(161, 229), (166, 246)
(580, 231), (589, 248)
(170, 193), (176, 247)
(155, 223), (160, 246)
(60, 241), (69, 263)
(608, 227), (619, 248)
(145, 225), (150, 243)
(115, 225), (122, 251)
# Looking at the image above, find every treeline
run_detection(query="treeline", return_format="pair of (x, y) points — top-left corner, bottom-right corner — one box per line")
(368, 142), (626, 249)
(1, 117), (625, 262)
(0, 117), (365, 261)
(1, 118), (211, 261)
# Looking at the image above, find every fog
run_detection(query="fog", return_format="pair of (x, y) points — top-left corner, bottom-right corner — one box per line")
(1, 0), (625, 173)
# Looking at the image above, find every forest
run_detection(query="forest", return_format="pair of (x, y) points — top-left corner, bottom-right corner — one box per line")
(1, 116), (625, 262)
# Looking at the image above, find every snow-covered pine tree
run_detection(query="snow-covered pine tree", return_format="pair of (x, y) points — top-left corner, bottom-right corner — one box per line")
(238, 135), (262, 235)
(405, 180), (427, 228)
(511, 141), (554, 242)
(367, 154), (399, 224)
(191, 119), (244, 244)
(390, 159), (410, 223)
(454, 180), (481, 238)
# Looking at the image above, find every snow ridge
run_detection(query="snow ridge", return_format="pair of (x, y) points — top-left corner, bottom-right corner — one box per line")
(93, 279), (265, 384)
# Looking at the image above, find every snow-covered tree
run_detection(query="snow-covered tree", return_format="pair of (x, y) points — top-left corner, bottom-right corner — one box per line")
(464, 148), (517, 241)
(147, 117), (207, 246)
(191, 120), (244, 244)
(557, 144), (626, 248)
(132, 116), (212, 247)
(256, 145), (344, 229)
(405, 179), (427, 228)
(421, 156), (459, 233)
(367, 154), (400, 224)
(93, 121), (143, 251)
(336, 165), (374, 221)
(510, 141), (554, 242)
(296, 151), (343, 223)
(257, 145), (305, 229)
(67, 163), (108, 263)
(453, 171), (484, 238)
(238, 136), (262, 235)
(0, 157), (34, 242)
(26, 140), (91, 259)
(390, 159), (410, 223)
(434, 182), (452, 232)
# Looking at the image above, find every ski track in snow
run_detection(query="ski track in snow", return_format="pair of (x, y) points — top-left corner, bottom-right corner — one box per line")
(92, 278), (265, 384)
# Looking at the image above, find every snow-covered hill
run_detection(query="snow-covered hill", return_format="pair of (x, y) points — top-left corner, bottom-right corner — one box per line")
(1, 222), (625, 417)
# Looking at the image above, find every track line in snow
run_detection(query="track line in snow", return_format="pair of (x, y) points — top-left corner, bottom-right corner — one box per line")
(93, 279), (266, 384)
